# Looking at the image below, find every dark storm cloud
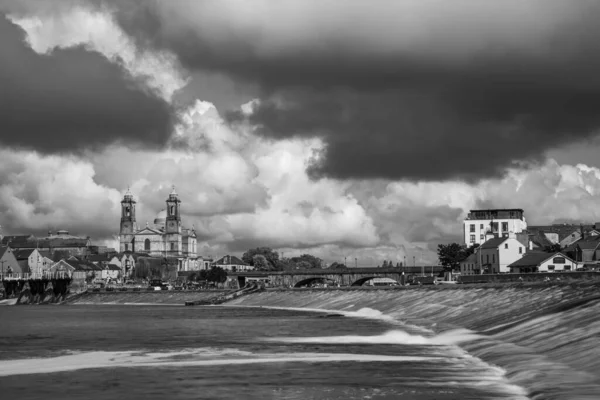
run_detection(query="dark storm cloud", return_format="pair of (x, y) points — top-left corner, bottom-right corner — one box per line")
(0, 15), (175, 153)
(85, 1), (600, 180)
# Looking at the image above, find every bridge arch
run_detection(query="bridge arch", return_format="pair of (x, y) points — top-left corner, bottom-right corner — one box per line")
(350, 276), (377, 287)
(351, 276), (401, 287)
(294, 277), (337, 288)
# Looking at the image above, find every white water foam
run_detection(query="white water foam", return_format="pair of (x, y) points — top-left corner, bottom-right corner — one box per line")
(0, 349), (441, 377)
(265, 328), (481, 346)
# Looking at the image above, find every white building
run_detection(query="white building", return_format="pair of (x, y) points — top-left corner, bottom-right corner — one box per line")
(101, 264), (122, 280)
(463, 209), (527, 246)
(508, 252), (577, 273)
(13, 249), (53, 277)
(212, 255), (252, 272)
(478, 233), (527, 274)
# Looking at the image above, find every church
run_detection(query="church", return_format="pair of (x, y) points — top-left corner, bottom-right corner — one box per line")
(119, 187), (197, 261)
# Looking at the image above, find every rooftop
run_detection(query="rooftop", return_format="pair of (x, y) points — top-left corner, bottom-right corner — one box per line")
(480, 237), (509, 249)
(508, 252), (571, 268)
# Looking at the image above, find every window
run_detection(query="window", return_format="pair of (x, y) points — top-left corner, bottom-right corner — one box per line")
(125, 206), (130, 217)
(170, 243), (175, 251)
(492, 222), (499, 233)
(504, 243), (508, 249)
(564, 265), (571, 271)
(480, 224), (484, 229)
(170, 205), (175, 215)
(552, 257), (565, 264)
(548, 265), (555, 271)
(480, 234), (484, 241)
(519, 247), (523, 254)
(486, 255), (489, 264)
(125, 244), (129, 251)
(470, 235), (475, 243)
(502, 222), (508, 232)
(470, 224), (476, 233)
(492, 254), (495, 264)
(145, 239), (151, 251)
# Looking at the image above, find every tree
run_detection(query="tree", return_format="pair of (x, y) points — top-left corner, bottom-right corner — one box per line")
(206, 266), (227, 284)
(252, 254), (272, 271)
(295, 260), (312, 269)
(329, 262), (347, 269)
(437, 243), (471, 271)
(290, 254), (323, 269)
(242, 247), (279, 268)
(382, 260), (388, 268)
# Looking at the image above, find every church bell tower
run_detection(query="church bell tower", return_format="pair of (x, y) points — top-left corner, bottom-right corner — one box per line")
(165, 186), (182, 256)
(120, 188), (136, 252)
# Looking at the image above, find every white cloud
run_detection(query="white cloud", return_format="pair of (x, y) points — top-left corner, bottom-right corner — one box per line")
(4, 3), (600, 267)
(8, 6), (187, 101)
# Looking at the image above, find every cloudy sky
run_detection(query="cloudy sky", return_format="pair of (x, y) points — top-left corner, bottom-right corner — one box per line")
(2, 0), (600, 266)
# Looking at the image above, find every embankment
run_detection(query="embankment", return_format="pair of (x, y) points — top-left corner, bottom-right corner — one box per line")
(226, 283), (600, 400)
(68, 290), (230, 305)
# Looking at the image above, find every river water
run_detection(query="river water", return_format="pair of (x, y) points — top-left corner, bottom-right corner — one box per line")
(0, 304), (528, 400)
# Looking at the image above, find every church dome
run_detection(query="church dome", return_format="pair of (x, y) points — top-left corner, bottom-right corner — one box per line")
(153, 209), (167, 225)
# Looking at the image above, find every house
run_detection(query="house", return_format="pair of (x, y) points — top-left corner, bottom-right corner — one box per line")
(13, 249), (53, 277)
(101, 264), (122, 280)
(459, 254), (478, 275)
(508, 252), (577, 273)
(0, 246), (23, 279)
(563, 236), (600, 264)
(463, 209), (527, 246)
(49, 259), (102, 289)
(198, 257), (214, 270)
(528, 224), (600, 249)
(478, 234), (527, 274)
(212, 255), (252, 272)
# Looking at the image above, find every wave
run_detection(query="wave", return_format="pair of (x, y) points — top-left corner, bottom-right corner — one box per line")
(265, 328), (481, 346)
(0, 348), (442, 377)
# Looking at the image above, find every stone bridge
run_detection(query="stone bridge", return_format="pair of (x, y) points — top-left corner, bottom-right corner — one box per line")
(228, 267), (444, 288)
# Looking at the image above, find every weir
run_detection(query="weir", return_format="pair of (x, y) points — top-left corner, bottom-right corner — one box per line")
(224, 282), (600, 399)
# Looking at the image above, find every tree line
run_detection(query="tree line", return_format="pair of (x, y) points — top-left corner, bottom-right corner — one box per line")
(241, 247), (407, 271)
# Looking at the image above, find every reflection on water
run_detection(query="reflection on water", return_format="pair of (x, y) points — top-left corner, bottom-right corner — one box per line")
(0, 305), (525, 399)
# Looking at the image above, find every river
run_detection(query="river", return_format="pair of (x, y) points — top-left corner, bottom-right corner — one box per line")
(1, 304), (527, 400)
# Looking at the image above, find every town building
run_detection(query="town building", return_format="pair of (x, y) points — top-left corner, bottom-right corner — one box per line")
(47, 258), (103, 290)
(563, 235), (600, 264)
(212, 255), (252, 272)
(527, 224), (600, 249)
(101, 264), (121, 280)
(13, 249), (53, 277)
(459, 253), (477, 275)
(463, 209), (527, 246)
(0, 246), (23, 279)
(1, 231), (91, 256)
(478, 233), (527, 274)
(119, 187), (197, 272)
(508, 252), (577, 273)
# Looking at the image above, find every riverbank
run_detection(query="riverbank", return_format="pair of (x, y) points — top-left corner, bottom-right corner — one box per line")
(225, 282), (600, 399)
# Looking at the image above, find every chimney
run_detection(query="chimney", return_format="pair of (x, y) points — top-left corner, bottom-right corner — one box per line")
(508, 231), (516, 239)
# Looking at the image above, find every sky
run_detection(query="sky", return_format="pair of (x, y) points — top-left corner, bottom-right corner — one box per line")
(2, 0), (600, 266)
